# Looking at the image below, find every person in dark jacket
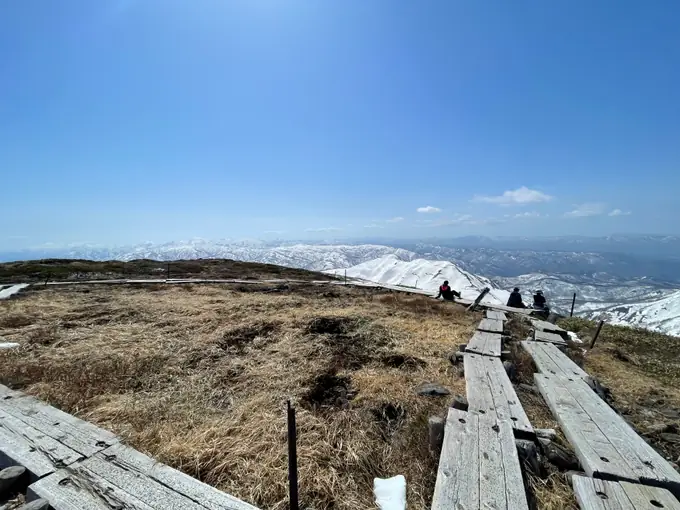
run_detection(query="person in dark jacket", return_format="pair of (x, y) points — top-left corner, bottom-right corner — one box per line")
(507, 287), (525, 308)
(436, 280), (461, 301)
(533, 290), (547, 308)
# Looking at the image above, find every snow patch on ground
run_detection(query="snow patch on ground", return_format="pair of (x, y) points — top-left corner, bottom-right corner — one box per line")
(0, 283), (29, 300)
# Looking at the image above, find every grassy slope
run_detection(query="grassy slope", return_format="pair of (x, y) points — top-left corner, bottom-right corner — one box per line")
(0, 283), (478, 509)
(0, 258), (333, 284)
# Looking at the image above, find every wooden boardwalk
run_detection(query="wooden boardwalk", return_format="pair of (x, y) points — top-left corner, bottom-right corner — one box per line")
(477, 318), (504, 334)
(464, 353), (533, 435)
(431, 408), (529, 510)
(572, 475), (680, 510)
(485, 310), (507, 321)
(535, 374), (680, 495)
(465, 331), (502, 357)
(521, 340), (589, 380)
(534, 329), (567, 346)
(532, 319), (566, 335)
(0, 385), (260, 509)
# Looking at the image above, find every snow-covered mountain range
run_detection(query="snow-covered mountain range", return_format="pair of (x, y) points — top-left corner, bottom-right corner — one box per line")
(326, 255), (510, 304)
(3, 238), (679, 337)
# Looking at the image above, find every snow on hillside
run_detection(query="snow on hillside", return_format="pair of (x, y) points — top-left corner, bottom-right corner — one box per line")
(326, 255), (511, 305)
(579, 290), (680, 337)
(67, 241), (417, 272)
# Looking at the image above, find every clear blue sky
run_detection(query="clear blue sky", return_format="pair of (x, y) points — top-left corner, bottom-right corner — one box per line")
(2, 1), (679, 249)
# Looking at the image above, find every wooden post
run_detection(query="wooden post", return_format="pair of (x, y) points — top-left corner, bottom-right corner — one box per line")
(167, 262), (170, 279)
(589, 320), (604, 349)
(570, 293), (576, 317)
(344, 269), (347, 285)
(428, 416), (445, 455)
(467, 287), (490, 312)
(287, 401), (299, 510)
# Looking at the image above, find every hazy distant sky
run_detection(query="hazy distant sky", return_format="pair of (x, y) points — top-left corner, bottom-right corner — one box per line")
(2, 1), (679, 249)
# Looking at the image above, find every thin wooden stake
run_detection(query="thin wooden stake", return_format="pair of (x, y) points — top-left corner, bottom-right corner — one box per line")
(344, 269), (347, 285)
(287, 401), (299, 510)
(167, 262), (170, 279)
(570, 293), (576, 317)
(590, 320), (604, 349)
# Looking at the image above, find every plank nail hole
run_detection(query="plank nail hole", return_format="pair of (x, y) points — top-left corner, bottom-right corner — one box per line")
(511, 417), (518, 421)
(568, 378), (574, 381)
(58, 477), (72, 486)
(643, 461), (654, 468)
(29, 447), (36, 452)
(53, 422), (60, 426)
(491, 424), (500, 432)
(596, 491), (608, 500)
(458, 418), (466, 424)
(650, 500), (664, 508)
(105, 454), (117, 461)
(600, 456), (609, 462)
(2, 396), (12, 400)
(478, 410), (486, 414)
(96, 441), (108, 447)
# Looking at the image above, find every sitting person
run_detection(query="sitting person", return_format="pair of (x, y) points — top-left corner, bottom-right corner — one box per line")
(507, 287), (525, 308)
(533, 290), (547, 309)
(436, 280), (461, 301)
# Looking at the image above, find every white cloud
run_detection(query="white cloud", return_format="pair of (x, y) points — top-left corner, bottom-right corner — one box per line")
(473, 186), (553, 206)
(417, 206), (442, 213)
(608, 209), (631, 217)
(432, 214), (503, 226)
(363, 224), (385, 229)
(386, 217), (404, 223)
(564, 203), (606, 218)
(305, 227), (343, 232)
(263, 230), (286, 234)
(510, 211), (546, 219)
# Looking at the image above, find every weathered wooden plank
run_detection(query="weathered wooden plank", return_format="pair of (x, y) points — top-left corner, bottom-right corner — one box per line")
(431, 409), (479, 510)
(479, 414), (506, 509)
(486, 310), (507, 321)
(532, 319), (566, 334)
(572, 475), (680, 509)
(0, 388), (118, 457)
(0, 407), (82, 481)
(619, 480), (680, 509)
(521, 341), (589, 380)
(496, 415), (530, 509)
(484, 303), (534, 316)
(27, 467), (156, 510)
(534, 329), (567, 345)
(464, 354), (533, 434)
(28, 444), (260, 510)
(466, 331), (502, 357)
(477, 318), (504, 334)
(536, 374), (680, 495)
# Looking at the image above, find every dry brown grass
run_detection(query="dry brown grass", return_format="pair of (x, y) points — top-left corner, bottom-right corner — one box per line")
(0, 284), (478, 509)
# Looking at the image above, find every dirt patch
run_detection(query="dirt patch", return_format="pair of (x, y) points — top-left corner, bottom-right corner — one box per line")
(371, 402), (406, 440)
(0, 313), (33, 329)
(381, 354), (427, 370)
(303, 372), (356, 410)
(306, 316), (355, 335)
(218, 321), (280, 353)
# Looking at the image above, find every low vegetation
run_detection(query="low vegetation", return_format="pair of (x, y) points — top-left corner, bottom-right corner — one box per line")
(0, 283), (478, 509)
(0, 258), (332, 284)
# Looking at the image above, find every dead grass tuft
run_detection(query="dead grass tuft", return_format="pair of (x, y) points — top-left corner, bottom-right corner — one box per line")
(529, 473), (578, 510)
(0, 283), (476, 509)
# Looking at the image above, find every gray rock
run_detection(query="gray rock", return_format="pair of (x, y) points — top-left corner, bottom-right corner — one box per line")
(660, 409), (680, 419)
(646, 423), (676, 435)
(518, 383), (539, 395)
(535, 428), (557, 440)
(516, 439), (540, 475)
(503, 361), (517, 381)
(429, 416), (445, 454)
(417, 383), (450, 397)
(660, 433), (680, 444)
(451, 394), (469, 411)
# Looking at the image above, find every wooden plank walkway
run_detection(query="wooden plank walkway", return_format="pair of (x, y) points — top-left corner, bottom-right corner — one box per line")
(521, 341), (589, 380)
(0, 385), (260, 509)
(477, 318), (504, 334)
(431, 408), (529, 510)
(535, 374), (680, 495)
(534, 329), (567, 346)
(466, 331), (502, 357)
(27, 443), (259, 510)
(0, 386), (117, 481)
(483, 303), (534, 316)
(532, 319), (566, 334)
(486, 310), (507, 321)
(464, 353), (533, 435)
(572, 475), (680, 510)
